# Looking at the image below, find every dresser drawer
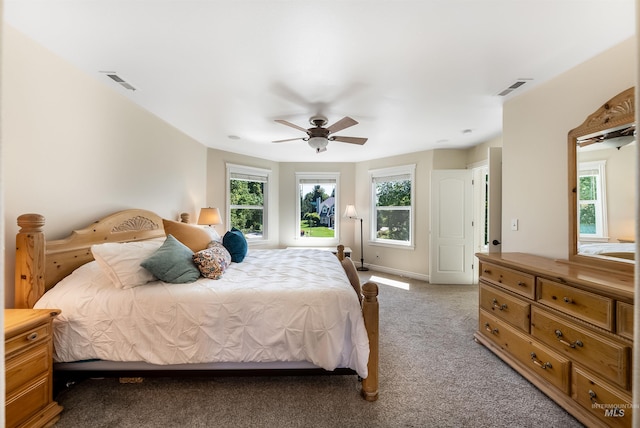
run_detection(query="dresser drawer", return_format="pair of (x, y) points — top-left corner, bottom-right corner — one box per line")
(616, 302), (633, 341)
(479, 283), (530, 333)
(572, 366), (632, 428)
(5, 323), (50, 357)
(6, 373), (50, 428)
(6, 342), (50, 394)
(479, 262), (535, 299)
(479, 309), (570, 393)
(536, 278), (613, 330)
(531, 307), (630, 389)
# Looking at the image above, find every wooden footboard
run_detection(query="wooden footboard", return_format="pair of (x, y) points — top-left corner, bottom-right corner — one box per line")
(15, 211), (379, 400)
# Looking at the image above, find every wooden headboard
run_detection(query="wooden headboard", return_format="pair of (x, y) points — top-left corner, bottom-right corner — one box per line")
(15, 209), (166, 309)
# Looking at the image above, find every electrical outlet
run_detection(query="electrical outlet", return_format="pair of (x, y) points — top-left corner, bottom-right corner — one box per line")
(511, 218), (519, 231)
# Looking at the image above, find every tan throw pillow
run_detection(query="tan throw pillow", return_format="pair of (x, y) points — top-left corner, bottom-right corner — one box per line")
(162, 219), (212, 252)
(341, 257), (362, 303)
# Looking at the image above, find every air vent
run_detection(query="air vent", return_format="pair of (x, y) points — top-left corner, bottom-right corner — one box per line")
(101, 71), (137, 91)
(498, 80), (530, 96)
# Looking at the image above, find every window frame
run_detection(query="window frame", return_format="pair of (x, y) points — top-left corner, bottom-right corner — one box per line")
(369, 164), (416, 248)
(226, 163), (271, 243)
(577, 160), (608, 241)
(295, 172), (340, 245)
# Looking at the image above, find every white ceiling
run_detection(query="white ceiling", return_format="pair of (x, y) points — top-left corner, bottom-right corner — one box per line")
(4, 1), (636, 162)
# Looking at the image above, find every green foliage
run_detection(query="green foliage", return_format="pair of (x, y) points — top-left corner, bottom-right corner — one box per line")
(375, 180), (411, 241)
(303, 212), (321, 228)
(578, 176), (597, 235)
(579, 203), (596, 234)
(301, 185), (329, 219)
(230, 179), (264, 235)
(376, 180), (411, 207)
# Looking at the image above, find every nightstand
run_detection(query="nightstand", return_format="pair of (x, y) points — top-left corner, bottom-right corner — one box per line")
(5, 309), (62, 428)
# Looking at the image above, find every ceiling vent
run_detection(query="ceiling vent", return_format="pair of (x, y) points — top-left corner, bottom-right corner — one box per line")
(101, 72), (137, 91)
(498, 80), (529, 97)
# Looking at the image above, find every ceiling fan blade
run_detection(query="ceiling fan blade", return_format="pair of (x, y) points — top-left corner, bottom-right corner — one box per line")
(272, 137), (305, 143)
(274, 119), (308, 133)
(326, 116), (358, 134)
(577, 138), (599, 148)
(332, 136), (368, 145)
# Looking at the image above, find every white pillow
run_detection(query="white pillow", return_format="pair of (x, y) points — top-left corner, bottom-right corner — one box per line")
(204, 226), (222, 243)
(91, 238), (165, 289)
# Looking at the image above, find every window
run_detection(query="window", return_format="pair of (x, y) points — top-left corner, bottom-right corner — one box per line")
(578, 160), (608, 240)
(296, 173), (340, 242)
(227, 164), (270, 241)
(370, 165), (415, 247)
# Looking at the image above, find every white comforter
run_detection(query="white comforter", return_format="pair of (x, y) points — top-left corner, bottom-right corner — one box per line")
(34, 249), (370, 378)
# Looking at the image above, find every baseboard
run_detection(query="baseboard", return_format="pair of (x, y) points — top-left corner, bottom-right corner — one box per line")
(361, 263), (429, 282)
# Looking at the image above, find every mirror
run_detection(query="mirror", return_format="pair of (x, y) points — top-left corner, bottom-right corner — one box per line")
(568, 87), (635, 273)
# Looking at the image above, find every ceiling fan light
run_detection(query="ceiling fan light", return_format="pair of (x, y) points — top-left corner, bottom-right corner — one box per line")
(308, 137), (328, 151)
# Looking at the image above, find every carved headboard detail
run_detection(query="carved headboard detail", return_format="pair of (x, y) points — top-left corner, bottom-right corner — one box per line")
(111, 215), (161, 233)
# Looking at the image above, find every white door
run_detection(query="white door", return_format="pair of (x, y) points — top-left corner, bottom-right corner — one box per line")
(488, 147), (502, 253)
(429, 170), (474, 284)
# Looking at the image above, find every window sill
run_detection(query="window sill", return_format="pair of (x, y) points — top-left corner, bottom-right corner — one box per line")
(369, 240), (414, 250)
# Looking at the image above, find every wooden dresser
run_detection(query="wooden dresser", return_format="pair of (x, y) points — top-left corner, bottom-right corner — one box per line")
(475, 253), (634, 428)
(5, 309), (62, 428)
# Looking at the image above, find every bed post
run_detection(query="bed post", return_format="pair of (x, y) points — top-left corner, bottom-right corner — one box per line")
(15, 214), (46, 309)
(361, 281), (379, 401)
(336, 244), (345, 261)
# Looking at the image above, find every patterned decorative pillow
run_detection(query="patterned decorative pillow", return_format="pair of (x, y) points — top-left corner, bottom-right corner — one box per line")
(193, 241), (232, 279)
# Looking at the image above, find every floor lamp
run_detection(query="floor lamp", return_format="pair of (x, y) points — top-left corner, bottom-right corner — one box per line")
(343, 205), (368, 271)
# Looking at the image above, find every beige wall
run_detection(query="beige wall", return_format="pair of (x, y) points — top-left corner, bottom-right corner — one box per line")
(502, 36), (636, 259)
(205, 148), (280, 247)
(278, 162), (356, 250)
(1, 26), (208, 307)
(355, 150), (437, 279)
(467, 136), (503, 166)
(6, 15), (634, 305)
(579, 145), (636, 242)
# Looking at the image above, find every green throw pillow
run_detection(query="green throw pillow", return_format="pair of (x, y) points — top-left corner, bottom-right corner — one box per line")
(141, 235), (201, 283)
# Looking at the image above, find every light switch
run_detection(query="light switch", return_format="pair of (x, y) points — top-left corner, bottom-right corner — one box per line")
(511, 218), (519, 231)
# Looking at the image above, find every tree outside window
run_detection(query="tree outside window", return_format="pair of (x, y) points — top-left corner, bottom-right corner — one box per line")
(370, 165), (415, 246)
(578, 160), (607, 239)
(227, 164), (270, 240)
(296, 173), (339, 241)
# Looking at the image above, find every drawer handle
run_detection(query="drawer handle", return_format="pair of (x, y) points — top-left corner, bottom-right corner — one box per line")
(563, 296), (573, 304)
(492, 298), (507, 311)
(588, 390), (598, 404)
(517, 281), (525, 287)
(530, 352), (552, 370)
(554, 329), (583, 348)
(483, 269), (491, 274)
(27, 332), (39, 341)
(484, 322), (499, 335)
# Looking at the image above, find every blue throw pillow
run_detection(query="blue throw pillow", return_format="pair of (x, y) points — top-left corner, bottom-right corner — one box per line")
(140, 235), (201, 283)
(223, 227), (248, 263)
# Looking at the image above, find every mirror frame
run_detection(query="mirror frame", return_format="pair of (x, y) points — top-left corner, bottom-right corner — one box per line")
(568, 86), (635, 274)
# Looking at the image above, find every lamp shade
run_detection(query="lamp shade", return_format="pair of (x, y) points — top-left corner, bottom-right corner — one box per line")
(197, 207), (222, 226)
(343, 205), (358, 219)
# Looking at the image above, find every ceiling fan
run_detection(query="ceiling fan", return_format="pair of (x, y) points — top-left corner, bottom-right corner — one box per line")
(273, 116), (368, 153)
(577, 125), (636, 150)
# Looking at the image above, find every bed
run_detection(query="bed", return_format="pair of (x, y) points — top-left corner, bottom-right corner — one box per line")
(578, 242), (635, 260)
(14, 209), (379, 401)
